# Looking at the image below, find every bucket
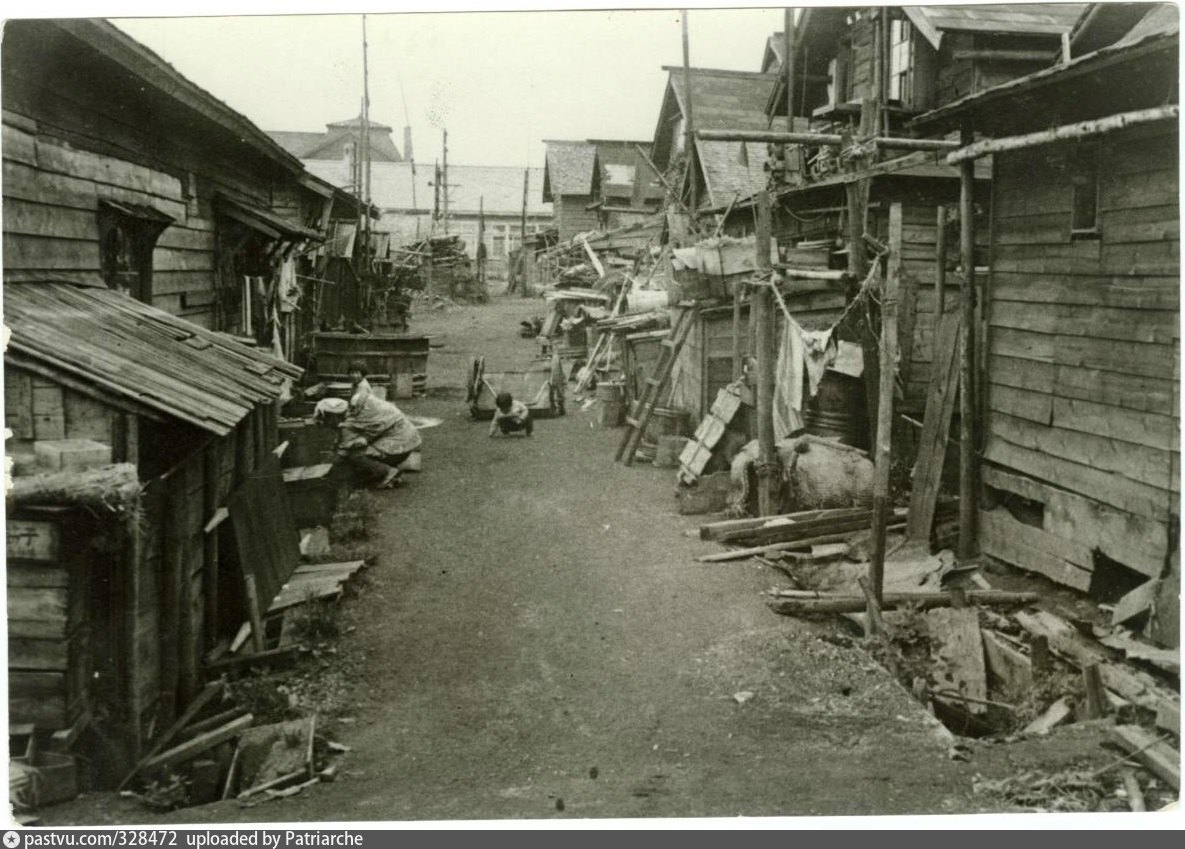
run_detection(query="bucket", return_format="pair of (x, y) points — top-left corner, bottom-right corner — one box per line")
(596, 382), (625, 427)
(804, 371), (867, 448)
(646, 406), (691, 442)
(653, 435), (690, 469)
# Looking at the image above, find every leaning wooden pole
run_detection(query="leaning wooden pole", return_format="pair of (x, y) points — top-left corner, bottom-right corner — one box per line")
(755, 191), (778, 516)
(957, 136), (978, 562)
(681, 10), (697, 214)
(783, 9), (796, 125)
(869, 204), (902, 602)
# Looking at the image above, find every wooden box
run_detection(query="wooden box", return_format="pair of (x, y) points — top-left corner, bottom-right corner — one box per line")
(33, 439), (112, 472)
(282, 464), (339, 528)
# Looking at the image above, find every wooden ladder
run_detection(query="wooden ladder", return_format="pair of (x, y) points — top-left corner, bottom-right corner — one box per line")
(615, 306), (696, 465)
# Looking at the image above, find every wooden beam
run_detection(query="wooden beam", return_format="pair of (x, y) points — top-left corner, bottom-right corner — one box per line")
(755, 191), (777, 517)
(957, 140), (978, 563)
(139, 714), (254, 774)
(682, 9), (697, 213)
(952, 49), (1056, 63)
(772, 265), (850, 281)
(769, 590), (1038, 615)
(872, 137), (960, 152)
(1109, 726), (1180, 790)
(696, 129), (844, 146)
(869, 203), (902, 600)
(947, 106), (1180, 164)
(120, 681), (227, 788)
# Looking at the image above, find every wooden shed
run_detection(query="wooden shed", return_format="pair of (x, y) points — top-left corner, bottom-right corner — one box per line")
(542, 140), (601, 241)
(2, 17), (323, 777)
(5, 281), (301, 776)
(914, 5), (1179, 642)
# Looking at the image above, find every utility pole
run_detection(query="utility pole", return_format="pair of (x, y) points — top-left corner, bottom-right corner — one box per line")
(681, 10), (697, 215)
(442, 129), (449, 235)
(361, 15), (372, 254)
(783, 9), (796, 124)
(520, 168), (529, 250)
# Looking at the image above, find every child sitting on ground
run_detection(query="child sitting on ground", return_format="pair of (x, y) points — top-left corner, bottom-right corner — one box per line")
(489, 391), (533, 437)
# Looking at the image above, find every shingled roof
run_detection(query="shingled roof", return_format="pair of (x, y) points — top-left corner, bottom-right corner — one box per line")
(903, 4), (1086, 49)
(543, 140), (598, 200)
(913, 3), (1177, 132)
(4, 282), (302, 436)
(664, 67), (779, 133)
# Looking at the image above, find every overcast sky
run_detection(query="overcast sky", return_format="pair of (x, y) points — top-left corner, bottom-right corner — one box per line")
(104, 4), (786, 170)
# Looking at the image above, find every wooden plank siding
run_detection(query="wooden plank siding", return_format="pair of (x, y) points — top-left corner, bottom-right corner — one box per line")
(554, 195), (600, 243)
(980, 125), (1179, 589)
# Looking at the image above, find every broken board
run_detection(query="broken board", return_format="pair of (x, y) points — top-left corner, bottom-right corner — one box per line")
(926, 607), (988, 714)
(228, 455), (301, 615)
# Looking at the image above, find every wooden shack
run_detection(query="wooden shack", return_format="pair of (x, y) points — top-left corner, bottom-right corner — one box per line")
(2, 18), (326, 775)
(914, 5), (1179, 643)
(542, 140), (600, 241)
(5, 282), (301, 775)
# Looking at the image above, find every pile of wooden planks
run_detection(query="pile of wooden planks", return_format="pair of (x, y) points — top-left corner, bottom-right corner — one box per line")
(696, 502), (958, 563)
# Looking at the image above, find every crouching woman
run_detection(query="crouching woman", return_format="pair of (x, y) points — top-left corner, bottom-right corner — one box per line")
(317, 393), (422, 489)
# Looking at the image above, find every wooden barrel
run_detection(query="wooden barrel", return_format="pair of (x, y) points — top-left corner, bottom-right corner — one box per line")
(803, 371), (868, 449)
(596, 382), (625, 427)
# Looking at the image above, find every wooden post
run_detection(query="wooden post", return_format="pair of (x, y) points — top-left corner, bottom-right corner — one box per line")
(755, 191), (778, 516)
(1030, 635), (1051, 682)
(783, 9), (796, 123)
(732, 281), (745, 381)
(935, 205), (948, 318)
(869, 203), (902, 602)
(442, 129), (449, 235)
(202, 444), (220, 662)
(958, 133), (978, 562)
(1082, 663), (1108, 719)
(845, 175), (875, 444)
(682, 9), (697, 214)
(520, 168), (529, 252)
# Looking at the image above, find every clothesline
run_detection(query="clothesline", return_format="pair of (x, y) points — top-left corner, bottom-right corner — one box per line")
(747, 253), (883, 343)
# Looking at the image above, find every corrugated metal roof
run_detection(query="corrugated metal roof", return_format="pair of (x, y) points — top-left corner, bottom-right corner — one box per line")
(544, 141), (598, 198)
(4, 282), (302, 436)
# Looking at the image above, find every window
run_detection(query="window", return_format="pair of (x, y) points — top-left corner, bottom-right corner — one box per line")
(888, 18), (914, 104)
(98, 200), (173, 302)
(1071, 145), (1100, 236)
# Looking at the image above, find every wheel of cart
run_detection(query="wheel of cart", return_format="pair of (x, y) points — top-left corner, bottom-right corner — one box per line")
(467, 352), (566, 420)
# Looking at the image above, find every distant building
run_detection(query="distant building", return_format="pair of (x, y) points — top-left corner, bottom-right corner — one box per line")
(268, 116), (404, 163)
(303, 158), (554, 274)
(541, 139), (664, 241)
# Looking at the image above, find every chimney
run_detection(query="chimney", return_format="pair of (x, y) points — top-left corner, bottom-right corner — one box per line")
(403, 126), (414, 162)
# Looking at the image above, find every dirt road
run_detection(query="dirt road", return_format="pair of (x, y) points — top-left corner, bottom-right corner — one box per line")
(45, 296), (1116, 825)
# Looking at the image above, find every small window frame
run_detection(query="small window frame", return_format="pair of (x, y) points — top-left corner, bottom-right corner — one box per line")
(1070, 143), (1101, 240)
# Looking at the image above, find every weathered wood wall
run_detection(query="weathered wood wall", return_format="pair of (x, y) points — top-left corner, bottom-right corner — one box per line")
(6, 357), (281, 751)
(3, 30), (323, 334)
(6, 511), (92, 731)
(554, 195), (600, 243)
(979, 124), (1179, 608)
(3, 364), (137, 462)
(128, 402), (278, 752)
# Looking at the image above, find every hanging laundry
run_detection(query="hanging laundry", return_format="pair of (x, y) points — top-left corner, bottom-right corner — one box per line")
(277, 257), (301, 313)
(773, 319), (806, 439)
(802, 330), (839, 397)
